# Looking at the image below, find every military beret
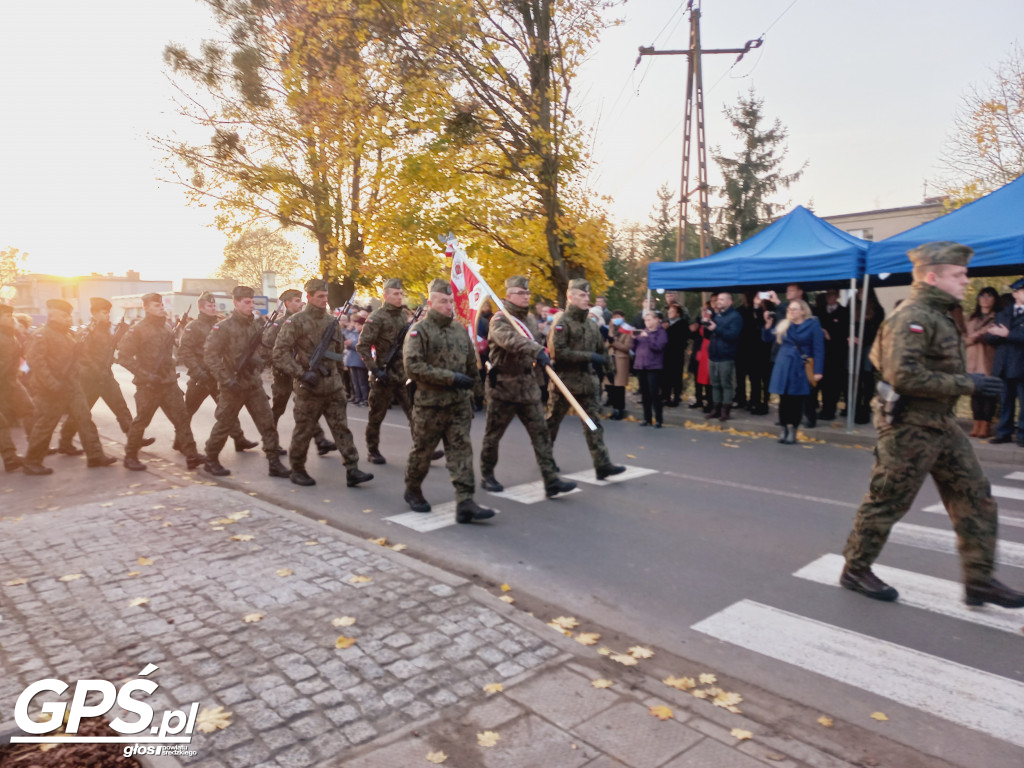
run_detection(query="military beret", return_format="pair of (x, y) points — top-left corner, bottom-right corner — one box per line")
(305, 278), (328, 294)
(278, 288), (302, 302)
(907, 241), (973, 269)
(46, 298), (74, 314)
(383, 278), (403, 291)
(232, 285), (255, 300)
(505, 275), (529, 291)
(89, 297), (112, 312)
(568, 278), (591, 293)
(198, 291), (217, 304)
(428, 278), (452, 295)
(1010, 277), (1024, 291)
(0, 303), (12, 317)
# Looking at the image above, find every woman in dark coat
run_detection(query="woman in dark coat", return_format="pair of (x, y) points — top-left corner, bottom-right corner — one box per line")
(764, 299), (824, 444)
(634, 310), (668, 427)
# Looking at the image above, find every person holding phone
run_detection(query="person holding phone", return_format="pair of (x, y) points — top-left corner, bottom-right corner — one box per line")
(633, 310), (667, 427)
(763, 299), (823, 444)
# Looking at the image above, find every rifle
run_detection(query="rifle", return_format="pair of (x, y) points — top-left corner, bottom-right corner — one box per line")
(375, 304), (425, 382)
(171, 304), (193, 347)
(230, 304), (282, 385)
(108, 313), (129, 368)
(60, 319), (93, 380)
(301, 314), (345, 389)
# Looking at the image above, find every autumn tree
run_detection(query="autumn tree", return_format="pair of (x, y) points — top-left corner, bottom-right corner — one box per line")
(216, 226), (303, 288)
(0, 247), (27, 299)
(712, 89), (805, 247)
(938, 44), (1024, 207)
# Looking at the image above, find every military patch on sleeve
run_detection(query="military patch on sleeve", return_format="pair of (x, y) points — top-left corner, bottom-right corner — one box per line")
(554, 325), (563, 332)
(212, 324), (220, 330)
(284, 318), (292, 324)
(908, 323), (924, 333)
(409, 330), (418, 337)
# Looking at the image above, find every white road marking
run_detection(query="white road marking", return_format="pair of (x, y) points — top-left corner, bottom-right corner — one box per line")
(890, 523), (1024, 568)
(692, 600), (1024, 749)
(1005, 472), (1024, 482)
(568, 465), (659, 486)
(794, 554), (1024, 635)
(663, 471), (858, 508)
(385, 502), (500, 532)
(486, 481), (581, 504)
(921, 503), (1024, 529)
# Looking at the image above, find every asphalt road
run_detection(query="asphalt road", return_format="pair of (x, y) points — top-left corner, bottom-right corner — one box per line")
(76, 369), (1024, 768)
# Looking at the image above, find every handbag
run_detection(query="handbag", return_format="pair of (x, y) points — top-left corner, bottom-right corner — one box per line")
(801, 354), (815, 386)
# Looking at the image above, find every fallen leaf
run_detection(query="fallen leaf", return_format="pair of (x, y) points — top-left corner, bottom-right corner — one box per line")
(128, 597), (149, 607)
(498, 595), (515, 604)
(609, 653), (639, 666)
(195, 706), (232, 733)
(58, 574), (83, 582)
(210, 526), (225, 531)
(127, 571), (141, 577)
(242, 613), (263, 623)
(162, 521), (173, 528)
(597, 647), (612, 656)
(137, 556), (155, 566)
(626, 453), (636, 459)
(476, 731), (500, 748)
(99, 502), (113, 507)
(713, 691), (743, 708)
(318, 518), (328, 523)
(349, 575), (372, 584)
(390, 543), (407, 552)
(591, 679), (614, 689)
(731, 728), (753, 741)
(691, 689), (710, 699)
(482, 683), (503, 694)
(360, 509), (372, 515)
(817, 715), (834, 727)
(332, 616), (357, 627)
(575, 632), (600, 646)
(628, 645), (654, 659)
(726, 705), (743, 714)
(212, 518), (238, 526)
(368, 536), (387, 546)
(426, 751), (448, 764)
(500, 583), (512, 592)
(698, 672), (717, 685)
(663, 675), (696, 691)
(870, 712), (888, 721)
(226, 510), (250, 520)
(335, 636), (357, 649)
(548, 616), (579, 630)
(649, 705), (674, 721)
(305, 540), (319, 546)
(4, 578), (27, 586)
(230, 534), (254, 542)
(276, 568), (293, 577)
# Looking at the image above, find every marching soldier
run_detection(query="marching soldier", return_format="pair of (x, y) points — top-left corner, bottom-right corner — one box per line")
(21, 299), (117, 475)
(201, 286), (289, 478)
(402, 278), (493, 523)
(479, 276), (576, 498)
(0, 303), (36, 472)
(545, 279), (624, 480)
(271, 279), (373, 488)
(56, 297), (154, 454)
(841, 242), (1024, 608)
(265, 288), (335, 456)
(357, 278), (442, 465)
(176, 291), (258, 453)
(119, 293), (206, 472)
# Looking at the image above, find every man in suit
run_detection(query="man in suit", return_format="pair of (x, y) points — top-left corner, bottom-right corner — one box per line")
(987, 277), (1024, 446)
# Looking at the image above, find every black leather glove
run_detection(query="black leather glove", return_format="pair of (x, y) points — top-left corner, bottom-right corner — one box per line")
(589, 352), (605, 366)
(300, 371), (319, 389)
(452, 372), (475, 390)
(969, 373), (1003, 398)
(536, 349), (551, 369)
(373, 368), (390, 385)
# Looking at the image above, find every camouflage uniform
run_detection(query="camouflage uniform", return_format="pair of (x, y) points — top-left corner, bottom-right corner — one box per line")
(843, 261), (996, 584)
(265, 308), (328, 445)
(403, 306), (478, 502)
(357, 301), (414, 455)
(480, 300), (559, 485)
(58, 318), (134, 444)
(24, 320), (106, 464)
(202, 310), (280, 460)
(0, 309), (36, 469)
(177, 311), (248, 445)
(545, 301), (613, 470)
(271, 303), (361, 473)
(119, 313), (202, 461)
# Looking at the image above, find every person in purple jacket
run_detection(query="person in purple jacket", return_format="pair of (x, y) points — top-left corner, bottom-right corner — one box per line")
(634, 310), (668, 427)
(764, 299), (824, 444)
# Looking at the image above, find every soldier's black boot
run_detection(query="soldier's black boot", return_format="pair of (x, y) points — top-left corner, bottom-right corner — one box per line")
(480, 474), (504, 492)
(840, 565), (898, 602)
(367, 449), (386, 465)
(346, 468), (374, 487)
(316, 439), (337, 456)
(204, 457), (231, 476)
(140, 437), (156, 448)
(291, 469), (316, 486)
(22, 462), (53, 476)
(430, 449), (445, 461)
(595, 464), (625, 480)
(234, 437), (259, 452)
(456, 498), (495, 524)
(186, 453), (206, 470)
(268, 457), (291, 478)
(57, 442), (83, 456)
(404, 488), (431, 513)
(124, 455), (147, 472)
(965, 578), (1024, 608)
(545, 478), (577, 498)
(86, 455), (118, 468)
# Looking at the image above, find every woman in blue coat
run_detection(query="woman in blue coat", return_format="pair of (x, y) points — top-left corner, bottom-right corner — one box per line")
(764, 299), (824, 444)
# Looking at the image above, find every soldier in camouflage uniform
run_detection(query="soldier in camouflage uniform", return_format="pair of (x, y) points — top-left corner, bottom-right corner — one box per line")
(357, 278), (442, 465)
(479, 276), (576, 498)
(841, 242), (1024, 609)
(175, 291), (257, 454)
(0, 303), (36, 472)
(57, 297), (154, 454)
(265, 288), (334, 456)
(271, 279), (373, 488)
(545, 279), (624, 480)
(402, 279), (493, 523)
(21, 299), (117, 475)
(201, 286), (289, 478)
(119, 293), (206, 472)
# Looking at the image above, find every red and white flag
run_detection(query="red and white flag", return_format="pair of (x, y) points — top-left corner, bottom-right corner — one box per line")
(445, 235), (532, 341)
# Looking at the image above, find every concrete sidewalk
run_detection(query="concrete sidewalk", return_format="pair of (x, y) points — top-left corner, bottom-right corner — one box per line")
(0, 454), (956, 768)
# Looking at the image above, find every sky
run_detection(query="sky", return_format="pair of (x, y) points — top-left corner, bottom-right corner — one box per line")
(2, 0), (1022, 284)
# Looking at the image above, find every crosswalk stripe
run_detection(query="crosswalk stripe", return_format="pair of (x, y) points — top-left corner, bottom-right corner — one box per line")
(486, 481), (582, 505)
(1005, 471), (1024, 482)
(566, 465), (658, 486)
(692, 600), (1024, 748)
(891, 523), (1024, 568)
(921, 503), (1024, 529)
(991, 484), (1024, 502)
(384, 502), (500, 532)
(793, 554), (1024, 635)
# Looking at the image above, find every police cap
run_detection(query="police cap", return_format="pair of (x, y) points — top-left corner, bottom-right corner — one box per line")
(428, 278), (452, 295)
(505, 275), (529, 291)
(1010, 277), (1024, 291)
(907, 241), (973, 269)
(89, 297), (112, 312)
(46, 298), (74, 314)
(383, 278), (403, 291)
(568, 278), (591, 293)
(304, 278), (328, 294)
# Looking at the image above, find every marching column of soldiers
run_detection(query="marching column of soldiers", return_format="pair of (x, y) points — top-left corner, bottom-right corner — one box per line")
(0, 275), (623, 525)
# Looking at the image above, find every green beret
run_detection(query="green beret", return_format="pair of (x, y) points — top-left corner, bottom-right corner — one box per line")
(505, 275), (529, 291)
(141, 292), (163, 305)
(89, 297), (112, 312)
(383, 278), (403, 291)
(428, 278), (452, 295)
(46, 298), (74, 314)
(304, 278), (328, 294)
(198, 291), (217, 304)
(907, 241), (972, 269)
(568, 278), (591, 293)
(232, 285), (255, 300)
(0, 303), (13, 317)
(278, 289), (302, 302)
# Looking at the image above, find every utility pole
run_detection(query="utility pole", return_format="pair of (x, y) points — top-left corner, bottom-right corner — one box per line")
(639, 2), (762, 261)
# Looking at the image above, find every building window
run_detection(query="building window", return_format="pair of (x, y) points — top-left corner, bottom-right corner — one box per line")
(846, 228), (874, 241)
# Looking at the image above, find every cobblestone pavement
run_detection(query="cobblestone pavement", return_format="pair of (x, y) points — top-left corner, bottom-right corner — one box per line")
(0, 460), (954, 768)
